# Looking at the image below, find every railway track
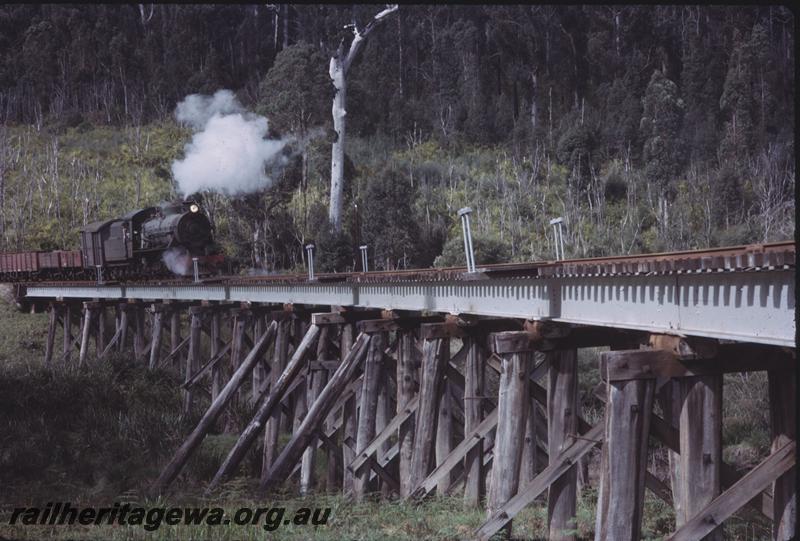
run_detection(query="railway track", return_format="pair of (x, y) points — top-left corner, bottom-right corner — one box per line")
(14, 240), (795, 289)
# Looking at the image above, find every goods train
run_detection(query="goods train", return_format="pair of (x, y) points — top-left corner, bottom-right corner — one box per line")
(0, 200), (223, 282)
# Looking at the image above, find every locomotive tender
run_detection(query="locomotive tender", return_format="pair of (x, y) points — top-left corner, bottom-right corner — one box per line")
(0, 200), (221, 282)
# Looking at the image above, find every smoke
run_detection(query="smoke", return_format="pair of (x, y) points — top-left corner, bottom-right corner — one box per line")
(174, 89), (244, 130)
(162, 247), (192, 276)
(171, 90), (290, 197)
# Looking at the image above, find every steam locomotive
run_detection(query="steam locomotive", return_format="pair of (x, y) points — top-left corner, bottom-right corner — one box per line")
(0, 201), (223, 282)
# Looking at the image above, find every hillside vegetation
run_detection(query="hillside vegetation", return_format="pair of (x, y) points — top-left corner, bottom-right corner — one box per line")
(0, 6), (794, 272)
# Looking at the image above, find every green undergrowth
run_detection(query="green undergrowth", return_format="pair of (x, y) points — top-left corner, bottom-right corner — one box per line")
(0, 354), (184, 504)
(0, 295), (49, 369)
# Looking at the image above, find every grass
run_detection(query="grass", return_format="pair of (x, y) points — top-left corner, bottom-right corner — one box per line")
(1, 494), (540, 540)
(0, 287), (49, 369)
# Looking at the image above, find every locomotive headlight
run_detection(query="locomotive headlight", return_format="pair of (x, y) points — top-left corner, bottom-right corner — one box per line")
(189, 204), (199, 213)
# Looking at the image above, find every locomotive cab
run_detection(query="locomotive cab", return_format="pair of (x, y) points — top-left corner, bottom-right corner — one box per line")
(80, 208), (156, 268)
(80, 218), (116, 268)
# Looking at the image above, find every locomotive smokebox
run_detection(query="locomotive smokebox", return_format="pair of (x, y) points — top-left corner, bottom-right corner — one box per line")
(141, 201), (213, 250)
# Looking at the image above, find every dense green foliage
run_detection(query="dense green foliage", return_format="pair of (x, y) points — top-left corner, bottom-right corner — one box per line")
(0, 5), (794, 270)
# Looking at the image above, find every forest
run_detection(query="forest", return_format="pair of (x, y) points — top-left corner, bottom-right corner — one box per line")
(0, 4), (794, 272)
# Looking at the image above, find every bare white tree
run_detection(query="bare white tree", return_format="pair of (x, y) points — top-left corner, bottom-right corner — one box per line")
(138, 4), (154, 26)
(328, 4), (398, 231)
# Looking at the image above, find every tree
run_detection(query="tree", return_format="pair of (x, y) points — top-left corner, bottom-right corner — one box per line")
(305, 201), (353, 272)
(258, 42), (331, 223)
(556, 108), (598, 191)
(434, 231), (511, 268)
(679, 14), (724, 165)
(719, 28), (755, 167)
(258, 43), (331, 138)
(640, 69), (684, 192)
(328, 4), (397, 231)
(360, 165), (418, 270)
(640, 69), (685, 247)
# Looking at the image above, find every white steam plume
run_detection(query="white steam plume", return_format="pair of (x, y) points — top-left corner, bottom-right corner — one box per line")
(171, 89), (290, 197)
(162, 247), (192, 276)
(175, 89), (244, 130)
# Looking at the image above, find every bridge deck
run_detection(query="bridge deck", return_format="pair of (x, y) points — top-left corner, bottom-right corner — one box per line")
(24, 264), (795, 347)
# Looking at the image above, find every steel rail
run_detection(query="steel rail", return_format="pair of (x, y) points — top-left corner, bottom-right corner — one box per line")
(10, 240), (795, 287)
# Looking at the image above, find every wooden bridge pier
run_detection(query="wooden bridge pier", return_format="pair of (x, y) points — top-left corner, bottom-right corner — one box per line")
(169, 303), (184, 371)
(261, 311), (292, 477)
(116, 302), (128, 354)
(339, 321), (358, 494)
(546, 349), (579, 541)
(77, 301), (94, 367)
(44, 300), (105, 367)
(149, 305), (797, 539)
(183, 306), (204, 415)
(132, 301), (146, 361)
(62, 302), (74, 363)
(147, 302), (167, 370)
(462, 332), (487, 506)
(209, 307), (223, 400)
(768, 368), (796, 541)
(486, 333), (533, 528)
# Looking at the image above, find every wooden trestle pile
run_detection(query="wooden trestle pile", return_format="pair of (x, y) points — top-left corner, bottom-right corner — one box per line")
(41, 299), (795, 541)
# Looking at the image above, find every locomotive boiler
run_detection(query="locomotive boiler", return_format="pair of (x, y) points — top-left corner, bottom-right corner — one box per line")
(140, 201), (214, 251)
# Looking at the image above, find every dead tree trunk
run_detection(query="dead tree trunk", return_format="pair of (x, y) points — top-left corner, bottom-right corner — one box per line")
(328, 5), (398, 230)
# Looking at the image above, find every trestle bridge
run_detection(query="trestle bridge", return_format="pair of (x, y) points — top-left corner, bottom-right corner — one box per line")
(15, 241), (796, 540)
